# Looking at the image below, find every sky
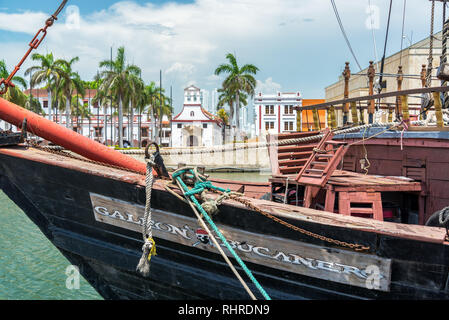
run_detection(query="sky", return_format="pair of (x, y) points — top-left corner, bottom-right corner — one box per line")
(0, 0), (444, 118)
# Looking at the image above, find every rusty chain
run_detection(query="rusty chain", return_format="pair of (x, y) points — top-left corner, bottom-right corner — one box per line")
(0, 0), (68, 95)
(25, 131), (371, 253)
(210, 189), (371, 252)
(29, 140), (371, 252)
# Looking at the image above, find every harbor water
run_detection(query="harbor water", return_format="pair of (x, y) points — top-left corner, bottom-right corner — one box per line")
(0, 172), (268, 299)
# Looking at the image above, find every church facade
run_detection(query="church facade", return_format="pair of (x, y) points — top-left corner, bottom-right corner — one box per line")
(171, 85), (224, 147)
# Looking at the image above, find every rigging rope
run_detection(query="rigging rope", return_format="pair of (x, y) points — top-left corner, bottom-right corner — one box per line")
(378, 0), (393, 94)
(368, 0), (380, 71)
(427, 0), (436, 88)
(331, 0), (362, 71)
(399, 0), (407, 66)
(173, 168), (271, 300)
(120, 123), (390, 156)
(136, 156), (158, 277)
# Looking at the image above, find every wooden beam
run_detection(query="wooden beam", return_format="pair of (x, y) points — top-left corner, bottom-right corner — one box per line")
(294, 86), (449, 111)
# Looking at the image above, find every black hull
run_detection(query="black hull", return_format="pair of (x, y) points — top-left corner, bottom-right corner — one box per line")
(1, 147), (449, 300)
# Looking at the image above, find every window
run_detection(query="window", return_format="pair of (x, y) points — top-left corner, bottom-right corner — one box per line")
(190, 111), (195, 117)
(203, 123), (208, 129)
(141, 127), (149, 137)
(43, 100), (48, 108)
(265, 105), (274, 115)
(284, 105), (294, 114)
(177, 124), (182, 129)
(265, 121), (275, 131)
(284, 121), (294, 131)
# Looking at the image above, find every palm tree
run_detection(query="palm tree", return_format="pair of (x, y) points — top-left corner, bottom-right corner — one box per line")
(98, 46), (141, 148)
(143, 81), (162, 141)
(124, 74), (145, 147)
(1, 60), (28, 106)
(74, 99), (92, 139)
(214, 53), (259, 131)
(58, 57), (85, 129)
(25, 53), (66, 122)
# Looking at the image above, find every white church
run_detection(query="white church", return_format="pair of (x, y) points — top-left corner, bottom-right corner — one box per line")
(171, 85), (224, 147)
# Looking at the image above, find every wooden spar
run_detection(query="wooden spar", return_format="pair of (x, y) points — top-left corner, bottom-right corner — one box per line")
(433, 91), (444, 128)
(0, 97), (148, 175)
(401, 95), (410, 126)
(330, 106), (337, 129)
(342, 62), (351, 125)
(351, 101), (358, 124)
(296, 107), (302, 132)
(421, 64), (427, 88)
(367, 61), (376, 124)
(396, 66), (403, 119)
(312, 109), (320, 130)
(420, 64), (427, 121)
(294, 86), (449, 111)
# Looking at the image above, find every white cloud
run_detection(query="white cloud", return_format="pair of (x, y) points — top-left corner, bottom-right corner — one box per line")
(256, 78), (282, 94)
(166, 62), (196, 76)
(0, 0), (434, 113)
(0, 11), (47, 33)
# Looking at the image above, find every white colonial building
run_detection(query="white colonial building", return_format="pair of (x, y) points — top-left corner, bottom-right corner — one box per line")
(254, 91), (302, 136)
(171, 86), (224, 147)
(22, 88), (169, 147)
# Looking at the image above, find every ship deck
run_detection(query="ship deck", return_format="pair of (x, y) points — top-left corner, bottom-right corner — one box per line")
(0, 145), (446, 245)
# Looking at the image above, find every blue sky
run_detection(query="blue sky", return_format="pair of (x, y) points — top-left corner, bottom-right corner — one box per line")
(0, 0), (441, 118)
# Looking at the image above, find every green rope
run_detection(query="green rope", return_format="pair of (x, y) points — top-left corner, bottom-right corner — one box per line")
(173, 171), (271, 300)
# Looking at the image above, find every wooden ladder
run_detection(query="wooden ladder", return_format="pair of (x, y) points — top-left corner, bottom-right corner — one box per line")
(295, 129), (348, 188)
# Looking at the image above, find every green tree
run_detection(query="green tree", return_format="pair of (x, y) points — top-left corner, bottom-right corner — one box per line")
(123, 74), (145, 146)
(98, 47), (141, 148)
(1, 60), (29, 108)
(217, 108), (229, 125)
(25, 53), (66, 121)
(59, 57), (85, 129)
(214, 53), (258, 130)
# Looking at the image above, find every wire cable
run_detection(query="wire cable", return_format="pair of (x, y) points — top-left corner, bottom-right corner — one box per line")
(400, 0), (407, 66)
(368, 0), (380, 71)
(330, 0), (363, 71)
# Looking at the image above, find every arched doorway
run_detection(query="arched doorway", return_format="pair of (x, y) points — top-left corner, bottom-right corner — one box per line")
(188, 135), (198, 147)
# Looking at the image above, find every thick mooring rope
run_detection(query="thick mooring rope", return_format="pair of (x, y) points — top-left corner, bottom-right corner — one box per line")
(136, 156), (157, 277)
(120, 123), (392, 156)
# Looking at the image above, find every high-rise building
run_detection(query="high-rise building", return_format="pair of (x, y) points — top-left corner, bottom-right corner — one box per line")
(211, 88), (219, 112)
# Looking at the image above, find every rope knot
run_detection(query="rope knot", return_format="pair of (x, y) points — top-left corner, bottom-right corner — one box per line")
(136, 237), (157, 277)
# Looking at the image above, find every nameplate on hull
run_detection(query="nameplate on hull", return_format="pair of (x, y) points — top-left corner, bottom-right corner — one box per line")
(90, 193), (392, 292)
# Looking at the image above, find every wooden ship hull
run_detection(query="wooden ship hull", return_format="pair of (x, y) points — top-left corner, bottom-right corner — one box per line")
(1, 144), (449, 300)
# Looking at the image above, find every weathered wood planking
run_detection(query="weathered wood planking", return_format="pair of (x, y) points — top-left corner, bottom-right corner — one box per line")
(344, 141), (449, 222)
(90, 193), (392, 291)
(1, 147), (446, 244)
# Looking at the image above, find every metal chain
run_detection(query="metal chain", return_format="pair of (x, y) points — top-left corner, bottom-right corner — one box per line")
(29, 140), (371, 252)
(0, 0), (68, 95)
(210, 190), (370, 252)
